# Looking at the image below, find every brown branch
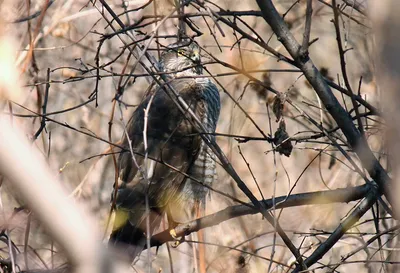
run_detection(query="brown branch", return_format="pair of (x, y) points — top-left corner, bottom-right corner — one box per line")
(151, 184), (370, 246)
(342, 0), (367, 16)
(33, 68), (50, 139)
(255, 0), (391, 208)
(292, 184), (379, 272)
(299, 0), (312, 57)
(96, 0), (307, 267)
(332, 224), (400, 271)
(332, 0), (364, 136)
(0, 117), (129, 273)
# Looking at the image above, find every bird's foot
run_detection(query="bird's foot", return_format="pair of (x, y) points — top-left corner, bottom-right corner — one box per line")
(169, 228), (185, 248)
(170, 228), (179, 239)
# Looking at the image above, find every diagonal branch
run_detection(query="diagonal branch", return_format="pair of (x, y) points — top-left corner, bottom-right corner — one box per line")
(292, 184), (379, 272)
(151, 184), (371, 246)
(96, 0), (306, 267)
(331, 0), (364, 136)
(255, 0), (391, 208)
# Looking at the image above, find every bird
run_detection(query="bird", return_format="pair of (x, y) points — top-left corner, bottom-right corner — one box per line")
(108, 41), (220, 259)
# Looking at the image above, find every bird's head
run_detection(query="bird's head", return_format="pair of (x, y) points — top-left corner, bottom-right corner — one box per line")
(159, 41), (202, 76)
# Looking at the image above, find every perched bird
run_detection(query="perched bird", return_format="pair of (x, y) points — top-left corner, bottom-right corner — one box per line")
(109, 41), (220, 258)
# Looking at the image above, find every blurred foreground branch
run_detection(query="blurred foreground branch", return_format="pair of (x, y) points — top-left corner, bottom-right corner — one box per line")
(0, 115), (131, 273)
(0, 31), (128, 273)
(370, 0), (400, 218)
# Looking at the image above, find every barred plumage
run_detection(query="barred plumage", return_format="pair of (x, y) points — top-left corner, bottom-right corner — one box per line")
(109, 41), (220, 258)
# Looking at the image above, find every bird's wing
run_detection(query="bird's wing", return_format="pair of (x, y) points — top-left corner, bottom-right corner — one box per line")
(114, 78), (205, 229)
(169, 78), (221, 219)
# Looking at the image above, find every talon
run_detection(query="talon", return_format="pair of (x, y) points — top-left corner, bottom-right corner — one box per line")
(171, 241), (180, 248)
(169, 228), (185, 248)
(170, 228), (178, 239)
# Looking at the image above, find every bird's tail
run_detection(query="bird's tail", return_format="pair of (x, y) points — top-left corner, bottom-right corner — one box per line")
(109, 207), (163, 259)
(109, 220), (147, 259)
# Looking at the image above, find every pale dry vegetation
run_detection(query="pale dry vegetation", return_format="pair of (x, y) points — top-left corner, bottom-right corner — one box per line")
(0, 0), (398, 273)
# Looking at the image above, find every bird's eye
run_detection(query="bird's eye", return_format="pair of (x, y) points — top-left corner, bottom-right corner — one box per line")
(177, 49), (186, 56)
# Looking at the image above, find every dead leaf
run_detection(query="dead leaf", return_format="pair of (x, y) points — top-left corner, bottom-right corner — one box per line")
(273, 120), (293, 157)
(272, 92), (287, 122)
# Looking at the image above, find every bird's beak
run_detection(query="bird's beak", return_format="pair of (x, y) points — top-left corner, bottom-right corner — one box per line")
(191, 50), (200, 63)
(191, 50), (202, 74)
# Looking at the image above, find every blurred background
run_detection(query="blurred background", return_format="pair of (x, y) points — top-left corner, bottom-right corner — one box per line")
(0, 0), (394, 272)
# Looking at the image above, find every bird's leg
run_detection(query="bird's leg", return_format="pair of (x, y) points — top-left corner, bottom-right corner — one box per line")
(166, 206), (180, 229)
(166, 205), (185, 247)
(195, 200), (207, 273)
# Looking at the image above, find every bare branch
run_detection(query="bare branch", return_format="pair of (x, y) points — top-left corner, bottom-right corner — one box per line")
(255, 0), (392, 209)
(151, 184), (371, 246)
